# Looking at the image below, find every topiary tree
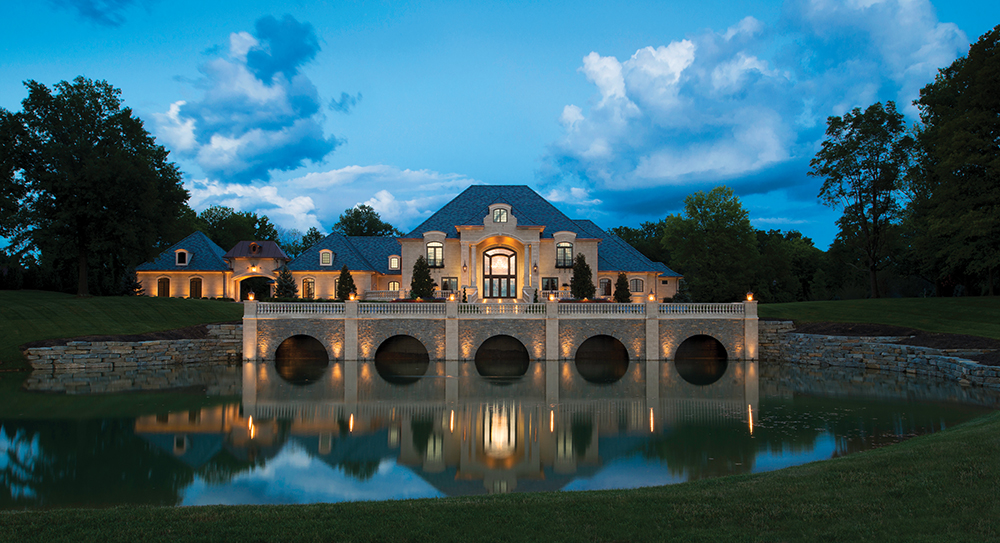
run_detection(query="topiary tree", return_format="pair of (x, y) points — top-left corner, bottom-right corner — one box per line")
(274, 265), (298, 299)
(570, 253), (596, 300)
(337, 264), (357, 300)
(613, 272), (631, 303)
(410, 255), (437, 299)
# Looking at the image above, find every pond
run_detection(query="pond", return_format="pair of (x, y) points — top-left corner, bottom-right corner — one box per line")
(2, 355), (998, 509)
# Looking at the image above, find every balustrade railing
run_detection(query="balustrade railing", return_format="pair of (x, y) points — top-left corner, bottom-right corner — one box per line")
(257, 303), (345, 315)
(459, 303), (546, 315)
(557, 303), (646, 315)
(539, 290), (573, 300)
(363, 290), (399, 301)
(659, 303), (745, 315)
(358, 303), (446, 316)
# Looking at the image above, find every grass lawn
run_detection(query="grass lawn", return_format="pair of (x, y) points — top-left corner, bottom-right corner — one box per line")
(0, 290), (243, 418)
(758, 297), (1000, 339)
(2, 410), (998, 542)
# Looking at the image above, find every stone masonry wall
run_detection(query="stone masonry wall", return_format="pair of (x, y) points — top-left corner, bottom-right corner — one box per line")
(760, 320), (1000, 389)
(24, 324), (242, 370)
(23, 362), (241, 395)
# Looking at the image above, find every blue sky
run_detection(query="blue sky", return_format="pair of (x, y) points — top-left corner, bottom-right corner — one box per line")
(3, 0), (998, 248)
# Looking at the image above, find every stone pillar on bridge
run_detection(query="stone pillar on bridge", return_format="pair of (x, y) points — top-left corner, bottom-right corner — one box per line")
(242, 301), (258, 360)
(743, 300), (758, 360)
(545, 301), (559, 360)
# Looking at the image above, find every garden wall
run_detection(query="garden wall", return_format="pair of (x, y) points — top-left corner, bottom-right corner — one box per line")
(760, 320), (1000, 389)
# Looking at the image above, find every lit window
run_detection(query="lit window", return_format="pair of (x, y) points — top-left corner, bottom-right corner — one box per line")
(441, 277), (458, 291)
(629, 278), (644, 293)
(302, 278), (315, 299)
(389, 256), (400, 270)
(426, 242), (444, 268)
(320, 251), (332, 266)
(556, 243), (573, 268)
(493, 208), (508, 223)
(388, 280), (400, 291)
(175, 251), (188, 266)
(541, 277), (558, 291)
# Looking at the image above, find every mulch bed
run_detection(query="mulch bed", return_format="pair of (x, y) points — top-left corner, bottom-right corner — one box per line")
(788, 321), (1000, 367)
(20, 321), (241, 351)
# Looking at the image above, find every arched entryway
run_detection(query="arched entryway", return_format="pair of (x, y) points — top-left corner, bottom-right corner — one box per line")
(482, 247), (517, 299)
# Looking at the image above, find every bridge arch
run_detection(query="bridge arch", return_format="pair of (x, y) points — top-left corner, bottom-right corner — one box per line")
(474, 335), (530, 377)
(562, 325), (644, 362)
(274, 334), (330, 386)
(574, 335), (630, 383)
(374, 335), (431, 384)
(673, 334), (729, 385)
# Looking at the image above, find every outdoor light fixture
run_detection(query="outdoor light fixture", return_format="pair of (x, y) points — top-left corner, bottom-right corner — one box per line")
(533, 264), (538, 273)
(250, 265), (257, 272)
(247, 291), (255, 301)
(746, 291), (754, 302)
(349, 293), (356, 301)
(449, 293), (456, 301)
(462, 264), (468, 272)
(648, 290), (655, 301)
(549, 293), (555, 301)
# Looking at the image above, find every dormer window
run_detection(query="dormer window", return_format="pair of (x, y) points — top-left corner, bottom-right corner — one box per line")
(493, 208), (508, 223)
(175, 250), (189, 266)
(320, 250), (333, 266)
(389, 255), (400, 270)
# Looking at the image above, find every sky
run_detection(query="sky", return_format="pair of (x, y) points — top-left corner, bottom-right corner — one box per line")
(2, 0), (998, 249)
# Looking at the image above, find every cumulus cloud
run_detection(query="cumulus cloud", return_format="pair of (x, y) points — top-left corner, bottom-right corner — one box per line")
(541, 0), (968, 228)
(187, 165), (481, 234)
(48, 0), (151, 26)
(156, 15), (341, 183)
(330, 92), (362, 114)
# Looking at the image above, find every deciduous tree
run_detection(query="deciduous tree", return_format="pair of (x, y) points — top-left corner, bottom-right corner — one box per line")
(197, 205), (279, 251)
(0, 77), (190, 296)
(809, 101), (915, 298)
(333, 204), (403, 237)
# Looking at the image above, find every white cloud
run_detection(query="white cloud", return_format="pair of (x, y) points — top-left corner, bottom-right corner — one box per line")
(152, 101), (196, 151)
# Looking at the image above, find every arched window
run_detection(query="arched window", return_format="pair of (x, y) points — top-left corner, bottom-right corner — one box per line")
(556, 242), (573, 268)
(175, 250), (189, 266)
(426, 242), (444, 268)
(302, 278), (315, 299)
(388, 255), (400, 270)
(189, 278), (202, 299)
(492, 208), (508, 223)
(483, 247), (517, 298)
(599, 278), (611, 297)
(319, 250), (333, 266)
(157, 278), (170, 297)
(629, 278), (644, 293)
(388, 280), (400, 292)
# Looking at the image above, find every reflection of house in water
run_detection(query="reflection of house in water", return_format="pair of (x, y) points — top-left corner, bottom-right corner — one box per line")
(135, 356), (759, 495)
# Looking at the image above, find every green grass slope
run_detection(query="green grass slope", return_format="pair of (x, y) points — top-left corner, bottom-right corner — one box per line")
(758, 297), (1000, 339)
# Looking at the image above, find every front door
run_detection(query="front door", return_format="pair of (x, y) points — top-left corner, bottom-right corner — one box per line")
(483, 247), (517, 298)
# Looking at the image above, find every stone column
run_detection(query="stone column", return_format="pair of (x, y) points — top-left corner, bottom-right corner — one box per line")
(470, 244), (478, 289)
(461, 241), (470, 287)
(445, 300), (459, 361)
(545, 301), (559, 360)
(344, 300), (359, 360)
(242, 301), (258, 360)
(644, 300), (660, 406)
(743, 301), (758, 360)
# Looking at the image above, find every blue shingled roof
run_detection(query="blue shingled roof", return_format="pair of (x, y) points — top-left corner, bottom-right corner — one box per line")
(573, 219), (682, 277)
(287, 232), (401, 274)
(404, 185), (594, 239)
(136, 231), (229, 272)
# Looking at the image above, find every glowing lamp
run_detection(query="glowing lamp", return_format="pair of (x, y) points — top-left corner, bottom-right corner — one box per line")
(648, 290), (655, 301)
(349, 293), (356, 301)
(247, 291), (255, 301)
(549, 293), (555, 302)
(462, 264), (468, 272)
(533, 264), (538, 273)
(449, 293), (456, 301)
(746, 291), (754, 302)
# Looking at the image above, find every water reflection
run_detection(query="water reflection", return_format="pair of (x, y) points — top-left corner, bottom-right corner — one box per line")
(2, 359), (998, 508)
(474, 335), (530, 378)
(674, 335), (728, 385)
(373, 335), (430, 385)
(275, 335), (328, 385)
(574, 335), (629, 384)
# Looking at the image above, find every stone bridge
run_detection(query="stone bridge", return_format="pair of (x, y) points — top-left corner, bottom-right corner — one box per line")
(242, 300), (758, 362)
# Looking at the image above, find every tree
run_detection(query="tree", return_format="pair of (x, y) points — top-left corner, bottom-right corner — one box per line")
(337, 265), (357, 300)
(197, 205), (279, 251)
(914, 24), (1000, 295)
(333, 204), (403, 237)
(0, 77), (190, 296)
(410, 256), (436, 299)
(570, 254), (596, 300)
(608, 221), (670, 265)
(274, 266), (297, 299)
(613, 272), (631, 303)
(278, 226), (325, 259)
(809, 101), (916, 298)
(661, 186), (759, 302)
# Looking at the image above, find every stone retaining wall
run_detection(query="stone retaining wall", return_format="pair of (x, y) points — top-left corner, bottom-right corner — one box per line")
(23, 324), (242, 371)
(23, 362), (241, 395)
(760, 320), (1000, 389)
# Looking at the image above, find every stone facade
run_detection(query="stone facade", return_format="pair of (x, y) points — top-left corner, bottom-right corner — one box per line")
(358, 318), (447, 360)
(24, 324), (242, 370)
(255, 319), (346, 360)
(459, 319), (548, 360)
(660, 320), (747, 361)
(759, 320), (1000, 390)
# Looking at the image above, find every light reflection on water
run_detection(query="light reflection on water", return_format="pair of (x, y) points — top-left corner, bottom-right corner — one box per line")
(2, 358), (998, 509)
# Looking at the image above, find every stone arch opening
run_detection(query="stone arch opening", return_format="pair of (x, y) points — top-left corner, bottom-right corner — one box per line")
(574, 335), (629, 384)
(674, 334), (728, 386)
(475, 335), (530, 378)
(275, 335), (329, 386)
(374, 335), (430, 385)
